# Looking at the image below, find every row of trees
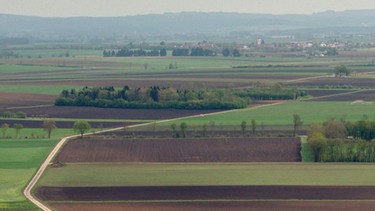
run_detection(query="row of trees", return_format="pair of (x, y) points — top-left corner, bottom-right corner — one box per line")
(168, 114), (303, 138)
(236, 83), (307, 100)
(103, 48), (167, 57)
(307, 118), (375, 162)
(103, 47), (243, 57)
(1, 120), (56, 139)
(55, 86), (250, 110)
(1, 120), (91, 139)
(1, 111), (27, 119)
(172, 47), (216, 56)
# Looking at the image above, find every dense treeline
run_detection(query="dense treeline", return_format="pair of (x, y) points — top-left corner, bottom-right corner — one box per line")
(55, 86), (249, 110)
(236, 83), (307, 100)
(308, 118), (375, 162)
(172, 47), (216, 56)
(103, 48), (164, 57)
(309, 139), (375, 162)
(103, 47), (217, 57)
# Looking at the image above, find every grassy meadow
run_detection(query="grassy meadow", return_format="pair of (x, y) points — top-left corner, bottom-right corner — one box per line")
(39, 162), (375, 187)
(146, 101), (375, 131)
(0, 139), (59, 210)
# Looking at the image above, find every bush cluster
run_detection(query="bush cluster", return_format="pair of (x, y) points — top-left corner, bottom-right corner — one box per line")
(1, 111), (27, 119)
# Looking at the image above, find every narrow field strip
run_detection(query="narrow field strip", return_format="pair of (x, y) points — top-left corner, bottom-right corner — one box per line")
(35, 186), (375, 201)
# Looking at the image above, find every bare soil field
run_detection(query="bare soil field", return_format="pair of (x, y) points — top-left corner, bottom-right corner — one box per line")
(35, 185), (375, 201)
(286, 77), (375, 88)
(14, 106), (222, 120)
(53, 138), (301, 162)
(47, 201), (375, 211)
(308, 90), (375, 101)
(0, 92), (55, 108)
(304, 89), (354, 98)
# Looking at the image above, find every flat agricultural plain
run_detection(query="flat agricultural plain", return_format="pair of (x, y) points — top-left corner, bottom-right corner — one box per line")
(1, 51), (375, 211)
(36, 137), (375, 211)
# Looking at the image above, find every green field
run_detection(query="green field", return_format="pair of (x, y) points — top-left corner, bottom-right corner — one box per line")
(39, 162), (375, 187)
(150, 101), (375, 129)
(0, 128), (77, 139)
(0, 139), (59, 210)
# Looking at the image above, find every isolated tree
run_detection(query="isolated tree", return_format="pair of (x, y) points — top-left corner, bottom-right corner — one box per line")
(241, 121), (247, 136)
(73, 120), (91, 138)
(232, 49), (241, 57)
(180, 122), (188, 138)
(222, 48), (230, 57)
(251, 119), (257, 135)
(202, 123), (207, 137)
(292, 114), (303, 137)
(13, 123), (23, 138)
(171, 123), (178, 137)
(42, 120), (57, 139)
(1, 123), (9, 138)
(160, 48), (167, 56)
(333, 65), (350, 77)
(143, 63), (149, 70)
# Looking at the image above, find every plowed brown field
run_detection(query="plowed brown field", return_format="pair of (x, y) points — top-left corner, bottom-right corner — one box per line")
(54, 138), (301, 162)
(47, 201), (375, 211)
(35, 186), (375, 201)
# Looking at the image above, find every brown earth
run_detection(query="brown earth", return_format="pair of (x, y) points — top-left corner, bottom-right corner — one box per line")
(0, 92), (55, 108)
(286, 77), (375, 88)
(53, 138), (301, 162)
(47, 201), (375, 211)
(36, 186), (375, 201)
(307, 90), (375, 101)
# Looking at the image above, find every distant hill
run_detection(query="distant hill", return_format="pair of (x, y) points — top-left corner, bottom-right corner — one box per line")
(1, 10), (375, 42)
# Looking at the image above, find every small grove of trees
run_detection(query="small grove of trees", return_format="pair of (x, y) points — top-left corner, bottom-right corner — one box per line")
(307, 118), (375, 162)
(55, 86), (250, 110)
(73, 120), (91, 138)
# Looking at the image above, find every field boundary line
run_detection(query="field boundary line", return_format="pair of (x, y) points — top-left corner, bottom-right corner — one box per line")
(23, 101), (285, 211)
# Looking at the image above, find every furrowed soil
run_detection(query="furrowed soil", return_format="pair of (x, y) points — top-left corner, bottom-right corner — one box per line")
(53, 138), (301, 162)
(35, 186), (375, 201)
(48, 201), (375, 211)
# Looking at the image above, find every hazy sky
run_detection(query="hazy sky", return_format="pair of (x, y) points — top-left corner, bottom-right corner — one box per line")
(1, 0), (375, 17)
